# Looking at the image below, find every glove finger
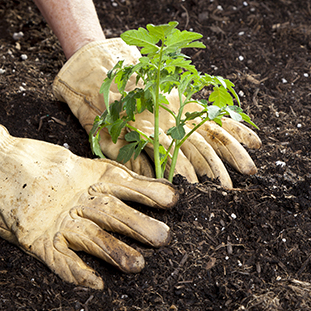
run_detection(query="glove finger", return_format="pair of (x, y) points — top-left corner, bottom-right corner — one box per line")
(221, 118), (262, 149)
(196, 121), (258, 175)
(73, 195), (171, 247)
(89, 158), (179, 208)
(61, 214), (145, 274)
(85, 124), (155, 177)
(31, 233), (105, 289)
(180, 129), (233, 188)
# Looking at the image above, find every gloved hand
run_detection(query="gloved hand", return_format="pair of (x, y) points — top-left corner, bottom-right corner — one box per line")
(0, 124), (178, 290)
(53, 38), (261, 188)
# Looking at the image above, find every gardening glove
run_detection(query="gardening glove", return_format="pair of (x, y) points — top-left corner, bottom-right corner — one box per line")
(53, 38), (261, 188)
(129, 90), (261, 188)
(0, 124), (178, 290)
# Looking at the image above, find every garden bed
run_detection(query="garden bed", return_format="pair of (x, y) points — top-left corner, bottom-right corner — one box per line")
(0, 0), (310, 310)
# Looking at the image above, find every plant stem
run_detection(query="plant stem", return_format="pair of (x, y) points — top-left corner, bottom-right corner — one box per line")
(153, 46), (164, 179)
(167, 140), (179, 182)
(168, 115), (211, 181)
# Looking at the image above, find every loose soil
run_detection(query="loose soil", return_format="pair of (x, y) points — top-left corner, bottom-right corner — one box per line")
(0, 0), (311, 310)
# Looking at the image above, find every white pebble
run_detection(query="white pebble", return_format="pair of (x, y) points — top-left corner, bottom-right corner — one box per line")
(231, 213), (237, 219)
(238, 55), (244, 61)
(217, 5), (223, 10)
(276, 276), (282, 281)
(275, 160), (286, 167)
(63, 143), (70, 149)
(282, 78), (287, 83)
(243, 1), (248, 6)
(238, 31), (245, 36)
(19, 86), (26, 92)
(13, 31), (24, 40)
(297, 123), (302, 128)
(282, 238), (286, 242)
(21, 54), (28, 60)
(225, 256), (229, 260)
(303, 73), (309, 77)
(0, 68), (5, 74)
(238, 90), (244, 97)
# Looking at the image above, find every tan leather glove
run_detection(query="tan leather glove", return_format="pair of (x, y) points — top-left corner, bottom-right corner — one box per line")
(53, 39), (261, 188)
(0, 124), (178, 290)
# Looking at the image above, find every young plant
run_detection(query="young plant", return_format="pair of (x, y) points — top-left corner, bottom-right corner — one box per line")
(89, 21), (257, 182)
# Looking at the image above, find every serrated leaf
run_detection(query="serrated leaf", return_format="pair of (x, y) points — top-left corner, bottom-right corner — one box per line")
(147, 21), (179, 40)
(117, 143), (136, 163)
(159, 145), (167, 158)
(114, 65), (135, 94)
(100, 61), (125, 112)
(159, 93), (170, 105)
(125, 131), (140, 142)
(185, 111), (203, 121)
(166, 58), (197, 73)
(108, 119), (127, 143)
(134, 139), (148, 159)
(226, 80), (241, 106)
(165, 29), (204, 52)
(199, 99), (208, 107)
(240, 113), (259, 129)
(89, 131), (106, 158)
(167, 124), (186, 140)
(121, 28), (160, 54)
(225, 106), (243, 122)
(99, 78), (114, 112)
(214, 76), (227, 89)
(209, 86), (233, 107)
(207, 105), (221, 120)
(122, 92), (138, 120)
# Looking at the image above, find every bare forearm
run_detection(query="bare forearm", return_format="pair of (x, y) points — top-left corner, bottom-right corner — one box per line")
(33, 0), (105, 59)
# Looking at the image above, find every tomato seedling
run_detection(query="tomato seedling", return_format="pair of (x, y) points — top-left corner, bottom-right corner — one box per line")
(90, 21), (257, 182)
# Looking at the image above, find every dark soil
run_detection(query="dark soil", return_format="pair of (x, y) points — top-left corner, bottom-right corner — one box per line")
(1, 0), (311, 310)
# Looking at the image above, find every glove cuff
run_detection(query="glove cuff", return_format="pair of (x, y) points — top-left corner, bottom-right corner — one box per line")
(52, 38), (141, 128)
(0, 125), (15, 151)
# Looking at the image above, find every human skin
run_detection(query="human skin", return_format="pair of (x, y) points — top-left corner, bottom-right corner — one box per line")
(33, 0), (106, 59)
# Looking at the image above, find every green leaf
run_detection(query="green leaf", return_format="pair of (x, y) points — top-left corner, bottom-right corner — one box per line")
(99, 78), (114, 113)
(240, 113), (259, 129)
(108, 119), (127, 143)
(225, 79), (241, 106)
(134, 139), (148, 159)
(225, 106), (243, 122)
(199, 99), (208, 107)
(121, 28), (160, 54)
(207, 106), (221, 120)
(209, 86), (234, 107)
(114, 65), (135, 94)
(165, 29), (205, 52)
(214, 76), (227, 89)
(185, 111), (203, 121)
(89, 131), (106, 158)
(122, 90), (141, 120)
(117, 143), (136, 164)
(100, 60), (124, 112)
(146, 21), (179, 41)
(159, 93), (170, 105)
(167, 124), (186, 140)
(124, 131), (140, 142)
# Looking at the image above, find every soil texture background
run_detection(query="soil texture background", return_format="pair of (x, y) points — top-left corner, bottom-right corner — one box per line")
(0, 0), (311, 310)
